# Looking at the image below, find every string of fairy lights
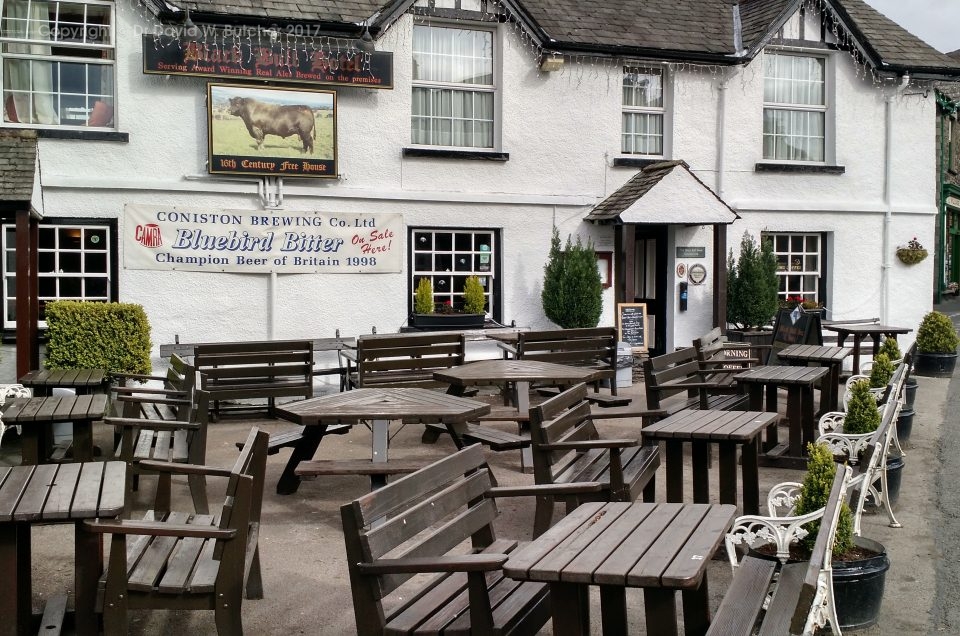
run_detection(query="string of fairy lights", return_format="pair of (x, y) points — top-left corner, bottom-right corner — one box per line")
(117, 0), (933, 97)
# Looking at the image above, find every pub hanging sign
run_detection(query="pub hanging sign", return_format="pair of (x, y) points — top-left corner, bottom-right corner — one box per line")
(142, 34), (394, 89)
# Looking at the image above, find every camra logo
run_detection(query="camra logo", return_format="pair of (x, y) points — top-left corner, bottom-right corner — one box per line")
(135, 223), (162, 247)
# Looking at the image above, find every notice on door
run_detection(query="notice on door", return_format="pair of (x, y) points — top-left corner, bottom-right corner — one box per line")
(617, 303), (648, 352)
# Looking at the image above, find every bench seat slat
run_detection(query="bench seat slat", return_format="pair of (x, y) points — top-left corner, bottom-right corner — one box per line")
(705, 555), (776, 635)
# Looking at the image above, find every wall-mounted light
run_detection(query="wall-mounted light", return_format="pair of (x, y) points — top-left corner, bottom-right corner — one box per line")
(182, 8), (199, 38)
(539, 54), (564, 72)
(356, 25), (375, 53)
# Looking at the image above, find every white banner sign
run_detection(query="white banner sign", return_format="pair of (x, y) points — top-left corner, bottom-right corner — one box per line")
(124, 204), (402, 273)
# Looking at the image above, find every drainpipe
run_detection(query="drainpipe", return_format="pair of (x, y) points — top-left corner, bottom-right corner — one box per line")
(715, 70), (731, 330)
(882, 74), (910, 323)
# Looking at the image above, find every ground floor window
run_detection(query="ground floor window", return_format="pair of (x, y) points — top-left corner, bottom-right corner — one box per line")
(763, 231), (826, 305)
(409, 227), (500, 321)
(2, 218), (117, 330)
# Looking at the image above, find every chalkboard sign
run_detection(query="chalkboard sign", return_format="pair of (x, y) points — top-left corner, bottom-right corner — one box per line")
(617, 303), (648, 352)
(768, 308), (823, 365)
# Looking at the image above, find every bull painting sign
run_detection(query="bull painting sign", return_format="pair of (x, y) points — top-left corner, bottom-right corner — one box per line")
(124, 204), (403, 273)
(207, 83), (337, 177)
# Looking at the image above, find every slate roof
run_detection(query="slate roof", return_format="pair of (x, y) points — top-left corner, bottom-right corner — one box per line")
(0, 130), (36, 202)
(157, 0), (960, 74)
(585, 160), (738, 224)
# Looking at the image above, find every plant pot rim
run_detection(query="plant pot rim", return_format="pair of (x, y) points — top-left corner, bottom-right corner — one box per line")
(916, 350), (958, 356)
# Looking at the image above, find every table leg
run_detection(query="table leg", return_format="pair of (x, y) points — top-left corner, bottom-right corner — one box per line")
(599, 585), (627, 636)
(822, 363), (839, 413)
(691, 442), (710, 504)
(276, 425), (327, 495)
(747, 385), (763, 411)
(643, 588), (679, 636)
(19, 428), (39, 466)
(0, 523), (31, 636)
(550, 582), (590, 636)
(75, 522), (101, 635)
(851, 336), (863, 375)
(73, 420), (93, 462)
(681, 577), (711, 636)
(665, 440), (684, 503)
(786, 385), (803, 458)
(740, 438), (760, 516)
(370, 419), (389, 490)
(717, 441), (736, 508)
(514, 381), (533, 474)
(801, 385), (817, 451)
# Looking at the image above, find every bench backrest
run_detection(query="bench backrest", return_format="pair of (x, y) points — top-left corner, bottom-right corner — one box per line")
(528, 383), (598, 484)
(642, 347), (709, 410)
(354, 331), (467, 388)
(788, 463), (852, 634)
(340, 444), (498, 633)
(693, 327), (760, 372)
(194, 339), (314, 396)
(119, 353), (196, 421)
(515, 327), (616, 371)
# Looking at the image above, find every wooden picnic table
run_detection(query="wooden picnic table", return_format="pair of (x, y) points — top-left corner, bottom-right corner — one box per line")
(0, 461), (126, 636)
(1, 394), (109, 465)
(503, 501), (736, 636)
(272, 387), (491, 494)
(822, 322), (912, 375)
(434, 359), (604, 471)
(734, 365), (829, 469)
(641, 410), (777, 515)
(776, 344), (851, 412)
(17, 369), (108, 396)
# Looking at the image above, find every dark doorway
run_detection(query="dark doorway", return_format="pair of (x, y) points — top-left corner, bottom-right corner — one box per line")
(632, 225), (668, 356)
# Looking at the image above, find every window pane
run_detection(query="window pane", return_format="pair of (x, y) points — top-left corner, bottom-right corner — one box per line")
(412, 25), (492, 86)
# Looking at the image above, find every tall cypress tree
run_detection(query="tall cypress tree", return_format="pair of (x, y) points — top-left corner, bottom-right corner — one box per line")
(541, 228), (603, 328)
(726, 232), (778, 330)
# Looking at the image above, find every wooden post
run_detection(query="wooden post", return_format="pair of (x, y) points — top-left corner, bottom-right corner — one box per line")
(713, 223), (728, 332)
(15, 207), (39, 379)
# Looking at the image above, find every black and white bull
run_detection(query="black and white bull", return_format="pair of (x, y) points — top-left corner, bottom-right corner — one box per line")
(228, 96), (316, 154)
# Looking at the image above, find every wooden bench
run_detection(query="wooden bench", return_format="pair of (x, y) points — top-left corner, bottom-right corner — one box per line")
(340, 444), (558, 635)
(86, 426), (269, 634)
(708, 463), (852, 635)
(693, 327), (763, 389)
(503, 327), (622, 401)
(347, 331), (467, 389)
(295, 458), (424, 490)
(528, 383), (660, 536)
(643, 346), (748, 415)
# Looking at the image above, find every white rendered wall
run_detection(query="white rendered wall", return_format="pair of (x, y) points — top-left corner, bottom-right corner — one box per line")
(30, 8), (939, 362)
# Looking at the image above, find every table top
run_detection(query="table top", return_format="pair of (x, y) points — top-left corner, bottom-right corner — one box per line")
(504, 501), (735, 589)
(642, 410), (777, 442)
(734, 365), (829, 385)
(777, 344), (851, 364)
(275, 387), (491, 425)
(1, 394), (109, 424)
(0, 461), (126, 523)
(822, 323), (912, 336)
(18, 368), (107, 389)
(433, 359), (601, 386)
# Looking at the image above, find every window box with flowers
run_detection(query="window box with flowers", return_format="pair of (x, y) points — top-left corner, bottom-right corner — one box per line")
(409, 276), (487, 330)
(895, 238), (929, 265)
(779, 295), (826, 318)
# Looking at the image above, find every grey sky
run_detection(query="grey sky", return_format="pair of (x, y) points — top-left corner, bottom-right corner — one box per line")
(863, 0), (960, 54)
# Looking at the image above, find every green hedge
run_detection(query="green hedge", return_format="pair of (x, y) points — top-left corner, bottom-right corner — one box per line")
(44, 301), (152, 375)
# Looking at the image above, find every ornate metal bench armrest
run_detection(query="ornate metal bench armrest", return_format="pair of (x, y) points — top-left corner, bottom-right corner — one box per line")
(725, 507), (828, 574)
(766, 481), (803, 516)
(816, 431), (872, 465)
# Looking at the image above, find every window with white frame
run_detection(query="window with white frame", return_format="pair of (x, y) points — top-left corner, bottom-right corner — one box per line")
(411, 23), (495, 149)
(765, 232), (822, 304)
(763, 53), (825, 162)
(410, 228), (497, 318)
(1, 0), (115, 128)
(622, 67), (664, 156)
(2, 221), (113, 329)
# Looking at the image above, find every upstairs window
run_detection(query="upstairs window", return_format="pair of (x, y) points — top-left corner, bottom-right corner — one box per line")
(411, 23), (495, 149)
(763, 53), (825, 162)
(1, 0), (115, 129)
(622, 67), (664, 156)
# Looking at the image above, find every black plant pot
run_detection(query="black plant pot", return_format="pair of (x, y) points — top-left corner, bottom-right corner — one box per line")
(904, 377), (918, 411)
(876, 453), (904, 507)
(833, 536), (890, 630)
(896, 408), (915, 445)
(914, 351), (958, 377)
(408, 313), (485, 330)
(726, 329), (774, 348)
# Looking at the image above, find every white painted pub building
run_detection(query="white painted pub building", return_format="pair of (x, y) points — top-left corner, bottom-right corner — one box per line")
(3, 0), (959, 368)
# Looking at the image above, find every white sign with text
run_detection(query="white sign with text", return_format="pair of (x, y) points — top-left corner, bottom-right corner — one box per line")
(124, 204), (402, 273)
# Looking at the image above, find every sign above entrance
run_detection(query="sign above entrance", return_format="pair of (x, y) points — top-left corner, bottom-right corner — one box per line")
(676, 246), (705, 259)
(124, 204), (402, 274)
(142, 35), (394, 89)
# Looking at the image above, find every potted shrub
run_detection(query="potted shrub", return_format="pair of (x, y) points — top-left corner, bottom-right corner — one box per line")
(914, 310), (960, 377)
(541, 228), (603, 328)
(868, 352), (895, 389)
(876, 336), (916, 440)
(726, 232), (778, 345)
(795, 443), (890, 630)
(409, 276), (486, 330)
(843, 380), (882, 435)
